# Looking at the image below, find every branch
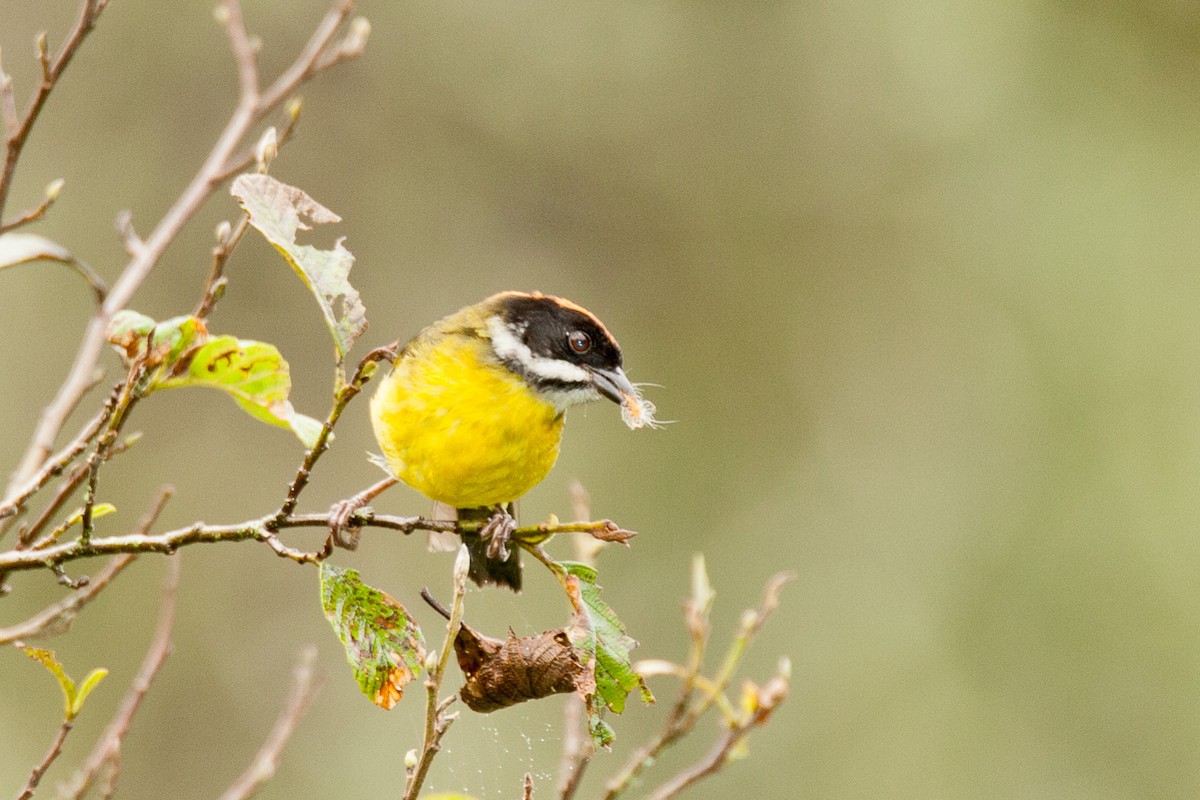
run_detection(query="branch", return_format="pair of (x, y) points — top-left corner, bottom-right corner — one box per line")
(4, 0), (366, 505)
(218, 647), (323, 800)
(16, 719), (74, 800)
(0, 389), (116, 530)
(0, 512), (630, 574)
(646, 661), (790, 800)
(0, 0), (105, 222)
(402, 547), (469, 800)
(0, 555), (133, 644)
(601, 569), (792, 800)
(59, 554), (181, 800)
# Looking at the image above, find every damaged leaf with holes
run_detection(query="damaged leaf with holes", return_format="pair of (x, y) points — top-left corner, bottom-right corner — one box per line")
(104, 312), (322, 447)
(564, 563), (657, 719)
(320, 563), (426, 710)
(231, 173), (367, 383)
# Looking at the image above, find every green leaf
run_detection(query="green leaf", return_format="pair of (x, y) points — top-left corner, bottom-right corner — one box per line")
(106, 311), (205, 370)
(155, 335), (321, 448)
(319, 563), (426, 710)
(22, 647), (106, 721)
(231, 174), (367, 374)
(588, 710), (616, 749)
(561, 562), (653, 715)
(72, 668), (108, 717)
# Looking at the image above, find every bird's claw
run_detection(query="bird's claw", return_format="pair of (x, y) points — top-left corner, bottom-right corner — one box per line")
(482, 509), (517, 561)
(327, 497), (367, 550)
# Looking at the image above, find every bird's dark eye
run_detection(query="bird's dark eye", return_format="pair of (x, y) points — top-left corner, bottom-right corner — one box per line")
(568, 331), (592, 354)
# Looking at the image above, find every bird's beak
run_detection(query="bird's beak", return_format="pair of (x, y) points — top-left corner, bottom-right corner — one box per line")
(589, 366), (636, 406)
(589, 365), (659, 430)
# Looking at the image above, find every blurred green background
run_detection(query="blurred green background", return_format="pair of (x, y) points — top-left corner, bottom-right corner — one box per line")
(4, 0), (1200, 797)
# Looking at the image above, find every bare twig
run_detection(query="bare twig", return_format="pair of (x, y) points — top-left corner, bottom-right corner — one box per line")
(5, 0), (365, 503)
(16, 719), (74, 800)
(646, 661), (790, 800)
(0, 555), (133, 644)
(218, 647), (324, 800)
(524, 772), (535, 800)
(402, 547), (469, 800)
(59, 555), (181, 800)
(0, 390), (116, 531)
(601, 569), (792, 800)
(0, 0), (106, 222)
(0, 178), (66, 234)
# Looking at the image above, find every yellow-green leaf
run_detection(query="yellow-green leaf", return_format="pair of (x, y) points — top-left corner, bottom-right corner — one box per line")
(231, 174), (367, 372)
(155, 335), (319, 447)
(71, 668), (108, 717)
(23, 647), (75, 719)
(22, 647), (105, 721)
(65, 503), (116, 528)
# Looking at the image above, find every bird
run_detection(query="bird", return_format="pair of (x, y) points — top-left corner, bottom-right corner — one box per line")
(341, 291), (656, 591)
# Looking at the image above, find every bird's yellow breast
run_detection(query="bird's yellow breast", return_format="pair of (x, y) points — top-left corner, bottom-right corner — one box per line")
(369, 333), (565, 508)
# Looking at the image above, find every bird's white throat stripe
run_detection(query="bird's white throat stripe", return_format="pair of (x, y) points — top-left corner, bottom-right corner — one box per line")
(486, 316), (591, 384)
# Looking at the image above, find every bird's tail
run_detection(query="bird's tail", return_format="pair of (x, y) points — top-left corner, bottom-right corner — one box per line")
(458, 506), (522, 592)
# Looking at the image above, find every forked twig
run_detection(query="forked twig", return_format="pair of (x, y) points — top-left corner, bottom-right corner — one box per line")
(4, 0), (366, 508)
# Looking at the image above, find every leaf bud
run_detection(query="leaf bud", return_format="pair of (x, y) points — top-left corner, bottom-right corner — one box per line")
(255, 127), (278, 170)
(44, 178), (64, 202)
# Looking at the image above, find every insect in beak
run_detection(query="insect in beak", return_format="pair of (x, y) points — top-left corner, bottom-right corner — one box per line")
(589, 366), (659, 430)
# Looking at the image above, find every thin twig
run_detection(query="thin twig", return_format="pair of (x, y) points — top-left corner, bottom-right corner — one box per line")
(218, 646), (324, 800)
(601, 571), (792, 800)
(0, 390), (116, 530)
(275, 342), (398, 522)
(402, 547), (469, 800)
(0, 555), (133, 644)
(59, 554), (181, 800)
(645, 663), (790, 800)
(16, 719), (74, 800)
(0, 179), (64, 234)
(5, 0), (364, 502)
(0, 0), (104, 222)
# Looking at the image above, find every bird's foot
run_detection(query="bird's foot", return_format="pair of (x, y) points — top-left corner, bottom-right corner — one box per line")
(327, 495), (367, 550)
(326, 477), (400, 550)
(482, 508), (517, 561)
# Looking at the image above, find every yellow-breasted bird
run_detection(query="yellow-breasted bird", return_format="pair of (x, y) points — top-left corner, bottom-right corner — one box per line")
(351, 291), (656, 591)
